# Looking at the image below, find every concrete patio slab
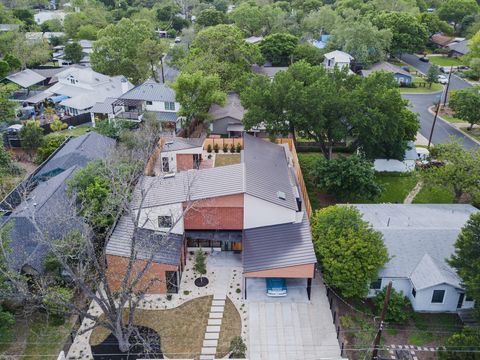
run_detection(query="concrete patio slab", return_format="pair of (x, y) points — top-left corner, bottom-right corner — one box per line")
(205, 332), (220, 340)
(209, 312), (223, 319)
(208, 319), (222, 325)
(206, 325), (221, 332)
(212, 299), (226, 306)
(210, 305), (224, 313)
(201, 347), (217, 355)
(199, 355), (215, 360)
(203, 339), (218, 347)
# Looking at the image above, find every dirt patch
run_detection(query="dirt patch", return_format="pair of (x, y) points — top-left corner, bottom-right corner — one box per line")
(216, 297), (242, 358)
(90, 296), (212, 359)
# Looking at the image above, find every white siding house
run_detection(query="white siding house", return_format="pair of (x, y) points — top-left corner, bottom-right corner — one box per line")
(355, 204), (477, 312)
(323, 50), (353, 71)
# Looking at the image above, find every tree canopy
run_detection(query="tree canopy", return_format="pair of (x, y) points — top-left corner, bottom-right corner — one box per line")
(449, 87), (480, 130)
(438, 0), (479, 29)
(64, 42), (83, 64)
(311, 205), (389, 298)
(260, 33), (298, 66)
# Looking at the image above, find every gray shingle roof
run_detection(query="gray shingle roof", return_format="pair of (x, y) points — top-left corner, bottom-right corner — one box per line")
(6, 69), (46, 88)
(162, 136), (205, 152)
(154, 111), (178, 122)
(209, 93), (245, 121)
(447, 40), (470, 55)
(119, 79), (176, 102)
(352, 204), (478, 290)
(2, 167), (86, 272)
(106, 215), (183, 265)
(37, 132), (116, 178)
(243, 214), (316, 272)
(133, 163), (245, 209)
(243, 135), (298, 210)
(361, 62), (412, 78)
(90, 97), (117, 114)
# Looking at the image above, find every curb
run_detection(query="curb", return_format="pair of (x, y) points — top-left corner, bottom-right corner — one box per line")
(427, 106), (480, 146)
(401, 89), (443, 95)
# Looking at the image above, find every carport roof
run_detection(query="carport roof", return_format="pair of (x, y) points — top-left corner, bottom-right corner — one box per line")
(243, 215), (316, 273)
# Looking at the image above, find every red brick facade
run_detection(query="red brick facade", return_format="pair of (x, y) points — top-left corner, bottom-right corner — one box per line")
(184, 194), (244, 230)
(176, 154), (194, 171)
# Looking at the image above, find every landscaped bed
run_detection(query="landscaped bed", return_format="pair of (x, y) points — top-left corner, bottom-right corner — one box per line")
(90, 296), (213, 359)
(460, 126), (480, 142)
(427, 56), (465, 67)
(214, 153), (241, 167)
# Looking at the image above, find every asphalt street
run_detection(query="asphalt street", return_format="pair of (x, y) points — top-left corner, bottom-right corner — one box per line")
(400, 54), (478, 149)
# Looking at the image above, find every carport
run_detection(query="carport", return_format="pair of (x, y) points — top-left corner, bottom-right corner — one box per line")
(243, 215), (317, 300)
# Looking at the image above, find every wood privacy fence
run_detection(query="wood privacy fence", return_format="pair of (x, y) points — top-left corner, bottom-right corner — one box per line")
(202, 137), (313, 218)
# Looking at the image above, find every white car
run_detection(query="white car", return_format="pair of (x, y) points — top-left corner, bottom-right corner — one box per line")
(174, 37), (181, 43)
(437, 75), (448, 84)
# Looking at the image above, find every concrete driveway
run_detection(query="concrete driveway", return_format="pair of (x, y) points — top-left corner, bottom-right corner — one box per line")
(247, 276), (343, 360)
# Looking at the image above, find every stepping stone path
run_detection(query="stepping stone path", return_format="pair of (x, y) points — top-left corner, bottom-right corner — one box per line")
(200, 293), (227, 360)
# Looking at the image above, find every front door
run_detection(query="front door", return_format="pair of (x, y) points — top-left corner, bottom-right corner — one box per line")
(457, 293), (465, 309)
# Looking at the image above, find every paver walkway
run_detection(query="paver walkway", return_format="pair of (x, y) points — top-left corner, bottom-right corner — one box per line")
(200, 293), (227, 360)
(404, 181), (423, 204)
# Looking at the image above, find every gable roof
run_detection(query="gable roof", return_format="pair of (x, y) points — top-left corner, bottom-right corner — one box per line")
(37, 132), (115, 178)
(352, 204), (478, 290)
(243, 214), (316, 272)
(448, 40), (470, 55)
(209, 93), (245, 121)
(6, 69), (46, 88)
(431, 33), (454, 47)
(90, 97), (117, 114)
(2, 167), (86, 272)
(243, 135), (298, 211)
(324, 50), (354, 62)
(162, 136), (205, 152)
(361, 62), (412, 78)
(106, 215), (183, 266)
(119, 79), (176, 103)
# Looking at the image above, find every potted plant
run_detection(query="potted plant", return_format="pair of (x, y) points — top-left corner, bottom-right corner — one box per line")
(223, 143), (228, 153)
(236, 143), (242, 153)
(230, 144), (235, 153)
(207, 144), (212, 153)
(213, 143), (219, 153)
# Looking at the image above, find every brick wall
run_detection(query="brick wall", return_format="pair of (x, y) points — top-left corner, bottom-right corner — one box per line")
(106, 255), (178, 294)
(176, 154), (193, 171)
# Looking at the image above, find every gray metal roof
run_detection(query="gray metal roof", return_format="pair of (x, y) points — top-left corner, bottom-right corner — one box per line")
(161, 136), (204, 152)
(448, 40), (470, 55)
(119, 79), (176, 102)
(352, 204), (478, 290)
(2, 167), (86, 272)
(361, 62), (412, 78)
(243, 135), (298, 210)
(209, 93), (245, 121)
(133, 163), (245, 209)
(243, 214), (316, 273)
(154, 111), (178, 122)
(37, 132), (116, 178)
(31, 67), (69, 79)
(90, 97), (117, 114)
(106, 215), (183, 265)
(6, 69), (46, 88)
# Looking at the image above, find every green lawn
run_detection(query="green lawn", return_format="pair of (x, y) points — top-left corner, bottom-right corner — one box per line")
(441, 114), (464, 123)
(412, 185), (455, 204)
(60, 123), (92, 137)
(399, 82), (443, 93)
(427, 56), (465, 67)
(408, 313), (463, 346)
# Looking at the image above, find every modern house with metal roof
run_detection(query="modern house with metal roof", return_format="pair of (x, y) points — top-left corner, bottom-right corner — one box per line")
(105, 134), (317, 298)
(353, 204), (477, 312)
(109, 79), (181, 131)
(360, 62), (413, 86)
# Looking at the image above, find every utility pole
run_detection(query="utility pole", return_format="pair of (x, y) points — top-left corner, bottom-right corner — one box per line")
(428, 98), (441, 149)
(443, 65), (454, 106)
(371, 281), (392, 360)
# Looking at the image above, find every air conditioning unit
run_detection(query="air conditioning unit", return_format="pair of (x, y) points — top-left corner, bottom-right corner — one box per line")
(163, 172), (176, 179)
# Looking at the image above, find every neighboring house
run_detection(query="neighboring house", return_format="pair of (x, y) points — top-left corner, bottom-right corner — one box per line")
(323, 50), (354, 71)
(34, 67), (133, 116)
(0, 166), (86, 275)
(430, 33), (455, 48)
(54, 40), (93, 67)
(0, 24), (20, 32)
(354, 204), (477, 312)
(34, 132), (116, 180)
(311, 34), (331, 49)
(448, 40), (470, 57)
(361, 62), (413, 86)
(373, 142), (418, 173)
(209, 93), (245, 137)
(251, 64), (288, 80)
(25, 32), (65, 42)
(245, 36), (264, 44)
(6, 69), (47, 89)
(106, 135), (317, 297)
(34, 10), (66, 25)
(111, 79), (181, 130)
(159, 136), (205, 173)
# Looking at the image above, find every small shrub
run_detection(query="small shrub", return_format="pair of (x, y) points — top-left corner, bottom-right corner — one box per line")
(207, 144), (212, 153)
(223, 144), (228, 153)
(236, 288), (241, 294)
(236, 143), (242, 153)
(43, 286), (73, 325)
(230, 144), (235, 153)
(194, 250), (207, 280)
(374, 287), (412, 323)
(166, 294), (172, 301)
(183, 290), (190, 296)
(229, 336), (246, 358)
(213, 143), (219, 153)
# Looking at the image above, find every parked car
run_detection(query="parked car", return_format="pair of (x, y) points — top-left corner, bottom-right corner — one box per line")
(437, 75), (448, 84)
(174, 37), (181, 43)
(419, 56), (430, 63)
(401, 66), (411, 72)
(266, 278), (287, 297)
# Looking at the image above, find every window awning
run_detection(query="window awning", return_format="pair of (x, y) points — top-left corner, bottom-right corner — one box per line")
(185, 230), (242, 243)
(227, 124), (244, 132)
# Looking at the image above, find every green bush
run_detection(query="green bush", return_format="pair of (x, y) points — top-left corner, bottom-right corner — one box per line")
(42, 286), (73, 325)
(213, 143), (219, 153)
(439, 327), (480, 360)
(374, 287), (412, 323)
(229, 336), (246, 358)
(223, 143), (228, 153)
(236, 143), (242, 153)
(35, 133), (66, 164)
(230, 144), (235, 153)
(207, 144), (212, 153)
